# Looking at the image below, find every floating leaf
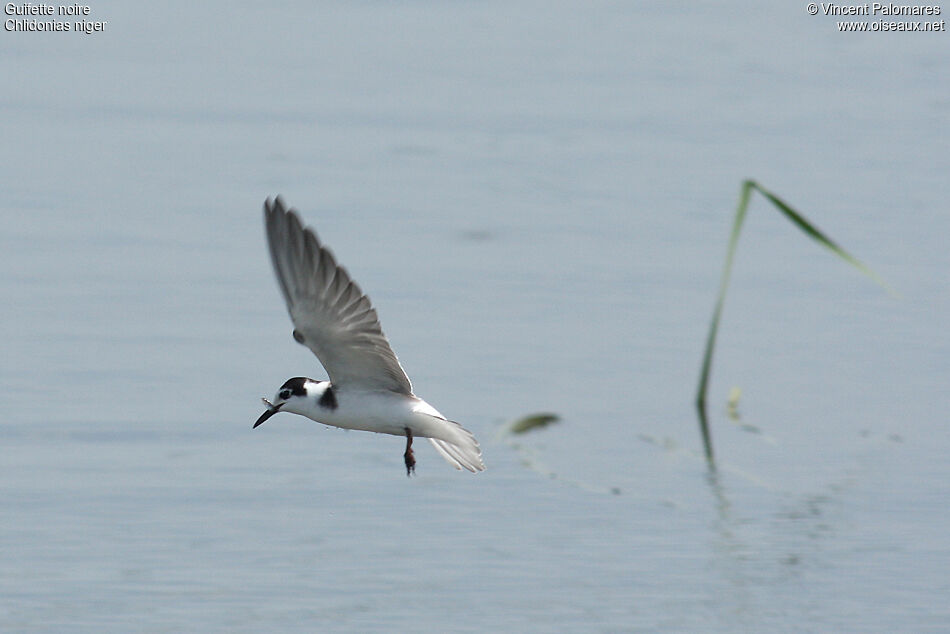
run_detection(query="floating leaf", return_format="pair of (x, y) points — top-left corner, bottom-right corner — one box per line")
(506, 413), (560, 435)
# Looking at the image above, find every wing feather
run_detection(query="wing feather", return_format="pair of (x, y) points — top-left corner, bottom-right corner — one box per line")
(263, 197), (413, 395)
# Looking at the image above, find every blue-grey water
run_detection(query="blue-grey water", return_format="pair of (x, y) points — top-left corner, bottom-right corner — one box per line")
(2, 2), (949, 631)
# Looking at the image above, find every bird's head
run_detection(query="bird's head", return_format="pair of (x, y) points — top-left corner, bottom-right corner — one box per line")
(253, 377), (311, 428)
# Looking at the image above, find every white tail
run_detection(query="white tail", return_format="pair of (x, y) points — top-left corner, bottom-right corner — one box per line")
(427, 420), (485, 472)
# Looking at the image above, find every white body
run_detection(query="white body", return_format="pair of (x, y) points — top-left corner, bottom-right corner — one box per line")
(286, 381), (477, 447)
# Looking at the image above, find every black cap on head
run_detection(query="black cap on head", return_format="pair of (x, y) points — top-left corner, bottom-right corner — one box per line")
(280, 377), (310, 397)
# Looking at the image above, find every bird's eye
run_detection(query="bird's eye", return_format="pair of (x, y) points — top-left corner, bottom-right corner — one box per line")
(279, 389), (291, 400)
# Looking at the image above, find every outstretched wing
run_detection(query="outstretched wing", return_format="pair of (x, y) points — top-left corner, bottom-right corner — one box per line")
(263, 197), (413, 395)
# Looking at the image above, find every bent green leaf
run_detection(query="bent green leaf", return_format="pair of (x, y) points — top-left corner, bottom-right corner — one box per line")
(695, 180), (892, 464)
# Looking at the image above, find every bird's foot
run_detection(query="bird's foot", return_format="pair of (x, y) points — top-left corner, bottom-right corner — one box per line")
(404, 427), (415, 477)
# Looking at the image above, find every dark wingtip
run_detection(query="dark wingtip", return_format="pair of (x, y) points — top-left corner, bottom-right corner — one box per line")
(264, 195), (288, 217)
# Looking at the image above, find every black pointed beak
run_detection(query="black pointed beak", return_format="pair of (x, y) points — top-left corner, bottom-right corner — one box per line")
(254, 402), (283, 428)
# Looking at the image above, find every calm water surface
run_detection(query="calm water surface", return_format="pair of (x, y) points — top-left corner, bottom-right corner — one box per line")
(2, 2), (949, 631)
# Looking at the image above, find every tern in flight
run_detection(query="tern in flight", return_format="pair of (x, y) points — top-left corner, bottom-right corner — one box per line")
(254, 197), (485, 475)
